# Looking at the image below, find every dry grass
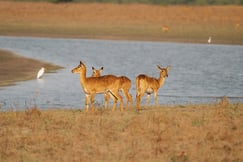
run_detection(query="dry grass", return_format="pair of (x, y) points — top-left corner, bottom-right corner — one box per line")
(0, 49), (63, 87)
(1, 3), (242, 161)
(0, 1), (243, 44)
(1, 98), (243, 161)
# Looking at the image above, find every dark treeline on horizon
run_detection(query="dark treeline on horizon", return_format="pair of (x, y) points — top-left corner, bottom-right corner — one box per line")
(15, 0), (243, 5)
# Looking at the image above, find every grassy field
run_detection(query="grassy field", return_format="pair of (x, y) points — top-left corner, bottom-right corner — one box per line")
(0, 1), (243, 44)
(0, 49), (63, 87)
(0, 97), (243, 161)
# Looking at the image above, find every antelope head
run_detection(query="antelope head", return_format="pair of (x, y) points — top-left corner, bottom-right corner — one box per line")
(92, 66), (104, 77)
(157, 65), (171, 78)
(71, 61), (86, 73)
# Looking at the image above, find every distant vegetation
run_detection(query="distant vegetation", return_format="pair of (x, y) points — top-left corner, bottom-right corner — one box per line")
(13, 0), (243, 5)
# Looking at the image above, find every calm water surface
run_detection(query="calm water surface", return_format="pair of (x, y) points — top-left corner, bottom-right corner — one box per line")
(0, 36), (243, 110)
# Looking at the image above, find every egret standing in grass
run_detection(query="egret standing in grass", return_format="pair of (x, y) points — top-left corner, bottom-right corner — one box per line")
(37, 67), (45, 79)
(208, 36), (212, 44)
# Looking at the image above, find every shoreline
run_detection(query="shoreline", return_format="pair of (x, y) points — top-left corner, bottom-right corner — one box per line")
(0, 49), (63, 87)
(2, 34), (242, 48)
(1, 28), (242, 46)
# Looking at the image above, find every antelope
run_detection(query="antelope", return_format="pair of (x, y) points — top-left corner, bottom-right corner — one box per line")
(136, 65), (170, 109)
(71, 61), (124, 112)
(162, 25), (170, 32)
(235, 23), (240, 30)
(92, 66), (133, 109)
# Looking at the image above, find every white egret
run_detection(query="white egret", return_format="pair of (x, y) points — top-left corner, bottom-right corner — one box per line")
(208, 36), (212, 44)
(37, 67), (45, 79)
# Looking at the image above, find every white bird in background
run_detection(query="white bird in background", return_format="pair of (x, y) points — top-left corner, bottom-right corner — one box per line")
(208, 36), (212, 44)
(37, 67), (45, 79)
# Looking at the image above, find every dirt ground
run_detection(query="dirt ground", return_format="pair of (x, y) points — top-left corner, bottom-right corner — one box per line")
(0, 1), (243, 44)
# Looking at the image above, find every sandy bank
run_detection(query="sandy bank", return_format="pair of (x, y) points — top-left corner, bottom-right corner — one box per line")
(0, 49), (63, 87)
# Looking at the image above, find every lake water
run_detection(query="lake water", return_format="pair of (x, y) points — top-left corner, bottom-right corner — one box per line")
(0, 36), (243, 110)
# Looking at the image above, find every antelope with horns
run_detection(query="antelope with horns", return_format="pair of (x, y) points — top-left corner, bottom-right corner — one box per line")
(136, 65), (170, 109)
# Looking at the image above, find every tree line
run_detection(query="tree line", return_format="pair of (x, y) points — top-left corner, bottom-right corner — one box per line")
(16, 0), (243, 5)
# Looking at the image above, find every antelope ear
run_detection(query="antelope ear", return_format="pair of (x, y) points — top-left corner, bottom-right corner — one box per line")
(166, 66), (171, 71)
(157, 65), (162, 70)
(80, 61), (85, 67)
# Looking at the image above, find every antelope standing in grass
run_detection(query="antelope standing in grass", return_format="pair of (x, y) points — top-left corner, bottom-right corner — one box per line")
(92, 66), (133, 109)
(235, 23), (240, 30)
(136, 65), (170, 110)
(162, 25), (170, 32)
(72, 61), (124, 112)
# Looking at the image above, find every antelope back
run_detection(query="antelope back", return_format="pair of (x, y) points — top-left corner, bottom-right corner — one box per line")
(85, 75), (120, 93)
(119, 76), (132, 89)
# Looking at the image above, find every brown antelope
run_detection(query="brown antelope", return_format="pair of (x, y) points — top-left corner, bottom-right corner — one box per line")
(235, 23), (240, 30)
(92, 66), (133, 109)
(162, 25), (170, 32)
(71, 61), (124, 112)
(136, 65), (170, 109)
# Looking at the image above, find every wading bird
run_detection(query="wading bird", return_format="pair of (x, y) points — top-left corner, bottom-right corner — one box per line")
(208, 36), (212, 44)
(37, 67), (45, 79)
